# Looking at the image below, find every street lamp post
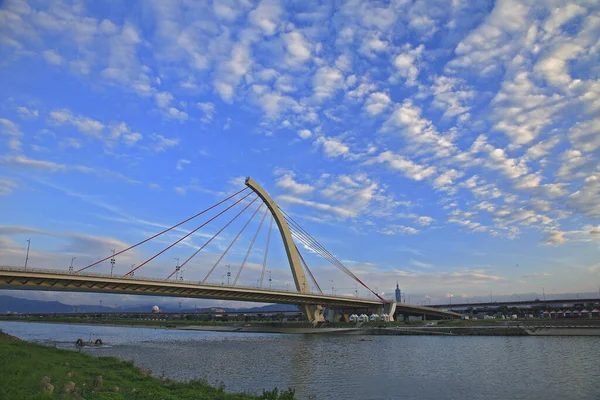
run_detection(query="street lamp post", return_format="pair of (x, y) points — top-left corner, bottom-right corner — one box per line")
(542, 287), (546, 302)
(69, 257), (76, 274)
(268, 270), (272, 289)
(130, 265), (135, 277)
(227, 264), (231, 286)
(330, 280), (334, 295)
(110, 249), (116, 276)
(174, 257), (180, 280)
(24, 238), (31, 269)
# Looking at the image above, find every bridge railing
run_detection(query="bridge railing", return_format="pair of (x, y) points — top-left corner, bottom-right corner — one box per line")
(0, 265), (380, 303)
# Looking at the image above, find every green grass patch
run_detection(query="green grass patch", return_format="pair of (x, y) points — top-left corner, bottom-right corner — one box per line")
(0, 332), (295, 400)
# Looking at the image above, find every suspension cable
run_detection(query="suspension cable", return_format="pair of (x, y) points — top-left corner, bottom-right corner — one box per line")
(281, 208), (384, 301)
(233, 208), (269, 286)
(260, 215), (273, 287)
(202, 202), (263, 283)
(296, 244), (322, 294)
(164, 196), (260, 280)
(123, 192), (254, 277)
(288, 221), (374, 294)
(288, 223), (342, 268)
(77, 187), (248, 273)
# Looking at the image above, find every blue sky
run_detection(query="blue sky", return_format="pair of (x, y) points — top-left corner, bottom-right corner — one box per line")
(1, 0), (600, 307)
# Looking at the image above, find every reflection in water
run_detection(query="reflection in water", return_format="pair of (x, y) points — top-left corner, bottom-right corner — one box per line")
(1, 321), (599, 400)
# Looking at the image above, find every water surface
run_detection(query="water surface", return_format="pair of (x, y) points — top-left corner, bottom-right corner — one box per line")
(1, 321), (598, 399)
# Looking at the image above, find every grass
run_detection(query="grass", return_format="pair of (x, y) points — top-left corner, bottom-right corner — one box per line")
(0, 331), (295, 400)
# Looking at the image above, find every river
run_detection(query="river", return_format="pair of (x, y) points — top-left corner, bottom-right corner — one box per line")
(1, 321), (599, 399)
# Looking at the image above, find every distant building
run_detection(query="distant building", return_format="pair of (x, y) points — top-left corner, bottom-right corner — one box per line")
(395, 281), (402, 303)
(201, 307), (225, 313)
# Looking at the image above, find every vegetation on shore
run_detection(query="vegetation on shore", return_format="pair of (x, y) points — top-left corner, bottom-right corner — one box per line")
(0, 331), (295, 400)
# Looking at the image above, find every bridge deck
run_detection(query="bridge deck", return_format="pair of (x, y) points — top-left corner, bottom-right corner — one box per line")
(0, 266), (459, 318)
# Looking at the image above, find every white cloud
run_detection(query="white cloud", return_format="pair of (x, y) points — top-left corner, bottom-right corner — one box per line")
(449, 0), (531, 74)
(166, 107), (189, 122)
(297, 129), (312, 140)
(313, 66), (344, 101)
(277, 195), (355, 218)
(567, 174), (600, 218)
(0, 155), (140, 184)
(431, 76), (474, 119)
(155, 92), (173, 109)
(43, 50), (62, 65)
(368, 151), (436, 181)
(48, 109), (104, 136)
(0, 178), (18, 196)
(543, 230), (566, 246)
(215, 43), (253, 103)
(213, 1), (244, 21)
(16, 106), (39, 119)
(276, 173), (314, 195)
(492, 72), (565, 148)
(433, 169), (464, 191)
(378, 225), (419, 235)
(315, 136), (350, 158)
(283, 31), (311, 66)
(383, 100), (455, 157)
(360, 32), (388, 57)
(556, 149), (594, 180)
(176, 159), (191, 171)
(151, 133), (179, 152)
(392, 44), (423, 85)
(0, 118), (22, 151)
(364, 92), (391, 116)
(470, 135), (528, 179)
(249, 0), (281, 36)
(525, 137), (561, 160)
(569, 118), (600, 153)
(0, 118), (21, 137)
(410, 259), (433, 269)
(347, 81), (376, 100)
(197, 102), (215, 124)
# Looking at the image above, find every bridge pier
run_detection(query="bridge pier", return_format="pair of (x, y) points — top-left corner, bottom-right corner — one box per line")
(304, 304), (325, 323)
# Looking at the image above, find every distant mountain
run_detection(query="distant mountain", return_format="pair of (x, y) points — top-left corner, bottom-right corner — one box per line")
(0, 295), (298, 314)
(0, 295), (115, 314)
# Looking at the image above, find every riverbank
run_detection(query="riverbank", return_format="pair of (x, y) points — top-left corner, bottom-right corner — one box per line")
(0, 331), (295, 399)
(3, 316), (600, 336)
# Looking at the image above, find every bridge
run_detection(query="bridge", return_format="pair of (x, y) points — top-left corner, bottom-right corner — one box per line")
(0, 177), (459, 322)
(430, 299), (600, 310)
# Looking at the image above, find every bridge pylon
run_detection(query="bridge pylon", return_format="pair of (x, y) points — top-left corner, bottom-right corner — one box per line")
(245, 177), (324, 323)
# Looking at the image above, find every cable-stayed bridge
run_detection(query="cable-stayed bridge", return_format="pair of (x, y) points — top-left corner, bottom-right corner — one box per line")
(0, 177), (459, 322)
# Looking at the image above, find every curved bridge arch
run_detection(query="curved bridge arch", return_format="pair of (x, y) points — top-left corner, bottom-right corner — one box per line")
(245, 177), (309, 293)
(245, 177), (323, 322)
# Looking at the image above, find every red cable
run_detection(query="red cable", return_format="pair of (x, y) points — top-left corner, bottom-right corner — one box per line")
(76, 187), (248, 273)
(260, 215), (273, 287)
(233, 208), (269, 286)
(202, 202), (263, 283)
(124, 192), (254, 277)
(283, 208), (385, 301)
(164, 197), (259, 280)
(297, 245), (322, 294)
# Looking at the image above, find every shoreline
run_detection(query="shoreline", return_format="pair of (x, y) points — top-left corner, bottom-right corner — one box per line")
(0, 331), (295, 399)
(3, 318), (600, 336)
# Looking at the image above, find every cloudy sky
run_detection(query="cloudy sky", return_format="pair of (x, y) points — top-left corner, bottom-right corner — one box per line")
(1, 0), (600, 308)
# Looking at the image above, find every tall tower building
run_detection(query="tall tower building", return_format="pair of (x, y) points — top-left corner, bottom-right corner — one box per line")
(395, 281), (401, 303)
